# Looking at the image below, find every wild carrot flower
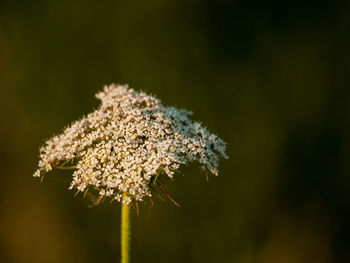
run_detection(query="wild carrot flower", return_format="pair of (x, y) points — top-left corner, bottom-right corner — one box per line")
(33, 84), (228, 204)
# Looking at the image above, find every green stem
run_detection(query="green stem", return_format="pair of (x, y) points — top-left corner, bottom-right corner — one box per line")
(121, 193), (130, 263)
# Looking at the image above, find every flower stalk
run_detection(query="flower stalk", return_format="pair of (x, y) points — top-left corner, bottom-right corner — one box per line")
(121, 193), (130, 263)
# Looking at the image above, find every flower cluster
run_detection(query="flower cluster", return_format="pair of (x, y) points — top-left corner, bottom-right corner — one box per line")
(33, 84), (228, 204)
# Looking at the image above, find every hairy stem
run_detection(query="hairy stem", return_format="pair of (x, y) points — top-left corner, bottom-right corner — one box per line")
(121, 193), (130, 263)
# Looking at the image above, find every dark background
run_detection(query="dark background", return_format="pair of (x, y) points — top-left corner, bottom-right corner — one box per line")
(0, 1), (350, 262)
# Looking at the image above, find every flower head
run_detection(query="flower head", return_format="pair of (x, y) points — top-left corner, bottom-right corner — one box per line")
(33, 84), (228, 203)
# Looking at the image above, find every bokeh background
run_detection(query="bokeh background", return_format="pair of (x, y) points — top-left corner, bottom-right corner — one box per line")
(1, 1), (350, 262)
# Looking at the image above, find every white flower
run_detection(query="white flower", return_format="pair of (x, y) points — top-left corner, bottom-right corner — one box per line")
(115, 194), (123, 202)
(33, 84), (228, 203)
(122, 196), (132, 205)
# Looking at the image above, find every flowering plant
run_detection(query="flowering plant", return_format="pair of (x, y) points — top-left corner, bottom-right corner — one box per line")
(33, 84), (228, 262)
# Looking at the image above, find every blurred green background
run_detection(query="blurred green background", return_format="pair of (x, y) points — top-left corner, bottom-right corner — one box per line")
(1, 0), (350, 262)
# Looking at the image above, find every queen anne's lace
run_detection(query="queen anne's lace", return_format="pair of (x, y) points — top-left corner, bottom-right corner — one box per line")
(33, 84), (228, 203)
